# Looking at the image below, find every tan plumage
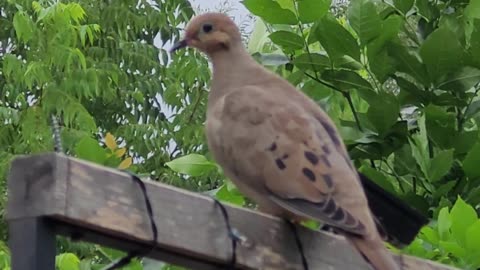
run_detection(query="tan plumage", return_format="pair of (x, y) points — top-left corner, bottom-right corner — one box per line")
(172, 13), (400, 270)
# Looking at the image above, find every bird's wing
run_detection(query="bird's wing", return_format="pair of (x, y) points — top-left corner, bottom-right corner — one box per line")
(210, 86), (371, 236)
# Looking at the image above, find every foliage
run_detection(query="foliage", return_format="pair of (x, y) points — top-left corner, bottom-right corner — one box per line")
(0, 0), (212, 268)
(169, 0), (480, 268)
(405, 197), (480, 269)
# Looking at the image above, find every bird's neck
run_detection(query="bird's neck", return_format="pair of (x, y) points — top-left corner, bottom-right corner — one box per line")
(208, 45), (268, 107)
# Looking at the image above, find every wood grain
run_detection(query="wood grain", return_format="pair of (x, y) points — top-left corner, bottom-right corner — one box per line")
(6, 153), (459, 270)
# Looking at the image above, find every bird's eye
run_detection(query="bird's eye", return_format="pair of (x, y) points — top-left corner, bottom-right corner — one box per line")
(202, 23), (213, 33)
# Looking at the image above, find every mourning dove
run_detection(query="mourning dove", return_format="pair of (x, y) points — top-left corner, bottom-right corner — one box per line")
(172, 13), (400, 270)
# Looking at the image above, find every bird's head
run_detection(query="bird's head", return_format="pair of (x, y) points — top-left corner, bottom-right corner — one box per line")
(170, 13), (242, 55)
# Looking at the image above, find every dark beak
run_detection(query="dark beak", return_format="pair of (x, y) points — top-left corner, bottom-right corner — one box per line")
(170, 39), (188, 53)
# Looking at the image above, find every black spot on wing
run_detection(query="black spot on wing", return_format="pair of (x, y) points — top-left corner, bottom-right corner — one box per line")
(267, 142), (277, 151)
(322, 174), (334, 188)
(276, 159), (286, 170)
(302, 168), (316, 182)
(304, 151), (319, 165)
(318, 119), (341, 146)
(322, 145), (331, 154)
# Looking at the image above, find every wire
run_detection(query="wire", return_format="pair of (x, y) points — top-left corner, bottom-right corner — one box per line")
(287, 221), (309, 270)
(212, 198), (239, 269)
(48, 113), (159, 269)
(103, 173), (158, 270)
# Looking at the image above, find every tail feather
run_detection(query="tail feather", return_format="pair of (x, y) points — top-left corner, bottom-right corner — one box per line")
(348, 235), (400, 270)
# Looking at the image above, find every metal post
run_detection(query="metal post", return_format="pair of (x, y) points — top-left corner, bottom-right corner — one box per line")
(9, 218), (56, 270)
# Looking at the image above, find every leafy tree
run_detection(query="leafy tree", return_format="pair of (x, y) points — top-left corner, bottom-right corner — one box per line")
(0, 0), (215, 268)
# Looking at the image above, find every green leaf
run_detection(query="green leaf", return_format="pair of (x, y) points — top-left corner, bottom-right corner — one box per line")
(428, 149), (454, 182)
(466, 221), (480, 254)
(347, 0), (382, 45)
(387, 42), (430, 86)
(425, 105), (457, 149)
(268, 31), (304, 50)
(393, 0), (414, 14)
(2, 54), (24, 79)
(439, 241), (466, 258)
(321, 70), (373, 91)
(276, 0), (295, 11)
(75, 137), (108, 164)
(420, 226), (439, 245)
(301, 80), (332, 101)
(66, 3), (86, 23)
(453, 130), (479, 155)
(394, 144), (417, 175)
(465, 1), (480, 40)
(367, 15), (403, 82)
(433, 181), (456, 200)
(366, 92), (400, 135)
(165, 154), (217, 177)
(253, 53), (290, 66)
(301, 80), (332, 100)
(420, 27), (464, 82)
(394, 76), (428, 103)
(314, 14), (361, 62)
(450, 197), (478, 246)
(247, 19), (269, 53)
(463, 142), (480, 179)
(213, 183), (245, 206)
(336, 55), (363, 70)
(13, 11), (34, 43)
(437, 207), (452, 241)
(409, 116), (430, 179)
(469, 19), (480, 67)
(415, 0), (440, 21)
(79, 25), (88, 47)
(242, 0), (298, 25)
(292, 53), (330, 72)
(56, 253), (80, 270)
(297, 0), (331, 23)
(368, 48), (393, 83)
(465, 100), (480, 120)
(437, 66), (480, 91)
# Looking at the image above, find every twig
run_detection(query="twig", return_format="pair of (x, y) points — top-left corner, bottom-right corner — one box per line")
(342, 92), (363, 132)
(303, 72), (341, 93)
(188, 88), (204, 123)
(303, 72), (363, 131)
(382, 158), (405, 193)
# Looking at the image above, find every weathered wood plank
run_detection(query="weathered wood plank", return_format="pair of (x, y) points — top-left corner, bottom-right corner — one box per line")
(6, 153), (458, 270)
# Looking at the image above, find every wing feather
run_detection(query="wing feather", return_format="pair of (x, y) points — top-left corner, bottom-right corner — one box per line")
(209, 86), (371, 236)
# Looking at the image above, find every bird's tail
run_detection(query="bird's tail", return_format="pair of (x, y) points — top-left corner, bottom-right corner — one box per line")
(348, 235), (401, 270)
